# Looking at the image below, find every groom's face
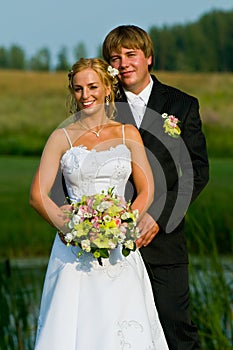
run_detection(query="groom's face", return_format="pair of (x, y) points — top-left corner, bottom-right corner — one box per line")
(109, 47), (152, 95)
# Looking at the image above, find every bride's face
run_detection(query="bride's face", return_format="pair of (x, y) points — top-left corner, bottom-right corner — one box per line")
(72, 68), (110, 115)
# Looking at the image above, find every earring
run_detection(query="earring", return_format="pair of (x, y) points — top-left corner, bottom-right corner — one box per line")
(105, 95), (110, 106)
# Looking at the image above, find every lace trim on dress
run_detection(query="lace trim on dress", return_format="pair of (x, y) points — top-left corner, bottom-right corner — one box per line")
(71, 245), (130, 279)
(117, 320), (156, 350)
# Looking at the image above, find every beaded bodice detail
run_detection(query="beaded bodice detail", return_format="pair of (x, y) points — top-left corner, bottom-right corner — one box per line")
(35, 126), (169, 350)
(60, 128), (132, 201)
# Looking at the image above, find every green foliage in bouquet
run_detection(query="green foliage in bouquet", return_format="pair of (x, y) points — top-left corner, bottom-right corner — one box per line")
(61, 188), (140, 262)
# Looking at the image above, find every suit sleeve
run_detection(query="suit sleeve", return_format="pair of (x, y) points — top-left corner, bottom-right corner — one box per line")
(181, 97), (209, 202)
(148, 97), (209, 233)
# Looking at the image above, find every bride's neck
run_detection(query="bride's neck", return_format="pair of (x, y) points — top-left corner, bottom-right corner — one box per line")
(78, 113), (109, 128)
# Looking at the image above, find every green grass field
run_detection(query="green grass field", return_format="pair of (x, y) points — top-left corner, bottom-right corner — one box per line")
(0, 70), (233, 256)
(0, 71), (232, 348)
(0, 156), (232, 258)
(185, 158), (233, 254)
(0, 156), (54, 257)
(1, 70), (233, 157)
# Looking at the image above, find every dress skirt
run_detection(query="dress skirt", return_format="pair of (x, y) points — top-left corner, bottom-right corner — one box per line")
(34, 234), (168, 350)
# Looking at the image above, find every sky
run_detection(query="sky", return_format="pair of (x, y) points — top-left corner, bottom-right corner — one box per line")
(1, 0), (232, 65)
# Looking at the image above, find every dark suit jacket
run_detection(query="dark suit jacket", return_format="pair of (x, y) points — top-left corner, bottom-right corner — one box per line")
(115, 75), (209, 265)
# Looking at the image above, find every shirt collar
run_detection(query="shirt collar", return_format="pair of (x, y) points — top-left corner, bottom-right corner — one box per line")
(124, 76), (153, 105)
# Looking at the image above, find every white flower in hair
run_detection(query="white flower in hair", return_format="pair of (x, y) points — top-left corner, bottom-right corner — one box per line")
(107, 65), (119, 78)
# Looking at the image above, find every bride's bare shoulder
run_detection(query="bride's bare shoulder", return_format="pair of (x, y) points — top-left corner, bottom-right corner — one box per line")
(124, 124), (140, 136)
(108, 120), (121, 127)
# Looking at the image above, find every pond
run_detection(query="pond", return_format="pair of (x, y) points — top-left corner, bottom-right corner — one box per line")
(0, 256), (232, 350)
(0, 259), (47, 350)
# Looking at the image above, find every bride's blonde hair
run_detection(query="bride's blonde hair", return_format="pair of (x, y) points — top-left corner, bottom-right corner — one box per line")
(67, 58), (119, 119)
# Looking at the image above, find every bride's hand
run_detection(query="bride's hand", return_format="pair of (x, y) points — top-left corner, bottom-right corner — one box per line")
(60, 204), (73, 214)
(59, 204), (73, 223)
(58, 204), (76, 245)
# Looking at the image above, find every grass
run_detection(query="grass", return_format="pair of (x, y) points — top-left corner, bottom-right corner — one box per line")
(156, 71), (233, 127)
(0, 261), (46, 350)
(0, 255), (231, 349)
(0, 70), (233, 156)
(190, 259), (233, 349)
(188, 227), (233, 349)
(0, 69), (232, 255)
(0, 156), (54, 258)
(185, 158), (233, 254)
(0, 155), (232, 258)
(0, 70), (68, 155)
(0, 154), (232, 349)
(0, 70), (232, 349)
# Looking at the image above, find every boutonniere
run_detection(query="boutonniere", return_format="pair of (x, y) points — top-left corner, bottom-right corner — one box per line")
(162, 113), (181, 138)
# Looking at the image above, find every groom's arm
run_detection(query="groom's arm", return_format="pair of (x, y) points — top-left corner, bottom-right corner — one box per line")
(154, 97), (209, 233)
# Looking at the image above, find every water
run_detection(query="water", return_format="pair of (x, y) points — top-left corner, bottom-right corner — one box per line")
(0, 257), (232, 350)
(0, 259), (47, 350)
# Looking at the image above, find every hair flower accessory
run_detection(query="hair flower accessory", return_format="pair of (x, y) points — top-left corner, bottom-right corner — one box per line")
(68, 69), (73, 79)
(162, 113), (181, 138)
(107, 65), (119, 78)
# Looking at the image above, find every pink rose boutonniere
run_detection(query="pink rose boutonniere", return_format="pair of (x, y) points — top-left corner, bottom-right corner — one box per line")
(162, 113), (181, 138)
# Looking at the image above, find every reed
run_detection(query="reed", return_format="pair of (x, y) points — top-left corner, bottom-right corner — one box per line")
(0, 241), (232, 349)
(0, 261), (46, 350)
(188, 216), (233, 349)
(0, 70), (232, 348)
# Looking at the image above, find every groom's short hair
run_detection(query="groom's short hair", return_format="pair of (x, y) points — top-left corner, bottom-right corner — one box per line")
(102, 25), (154, 71)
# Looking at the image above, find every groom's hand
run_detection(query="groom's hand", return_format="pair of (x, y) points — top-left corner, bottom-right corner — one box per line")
(136, 213), (160, 248)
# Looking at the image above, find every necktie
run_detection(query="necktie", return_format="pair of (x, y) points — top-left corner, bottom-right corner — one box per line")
(129, 96), (146, 128)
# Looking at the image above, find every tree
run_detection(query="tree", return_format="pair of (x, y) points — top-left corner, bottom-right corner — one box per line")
(55, 46), (70, 71)
(149, 10), (233, 72)
(0, 47), (8, 68)
(73, 42), (87, 61)
(96, 44), (103, 59)
(8, 44), (26, 69)
(29, 47), (51, 71)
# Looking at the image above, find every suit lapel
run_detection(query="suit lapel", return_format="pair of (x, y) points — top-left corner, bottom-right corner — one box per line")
(140, 75), (167, 132)
(147, 75), (167, 114)
(115, 88), (136, 126)
(116, 75), (168, 130)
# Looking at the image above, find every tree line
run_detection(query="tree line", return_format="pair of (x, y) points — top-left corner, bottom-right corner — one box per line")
(0, 42), (88, 72)
(149, 9), (233, 72)
(0, 9), (232, 72)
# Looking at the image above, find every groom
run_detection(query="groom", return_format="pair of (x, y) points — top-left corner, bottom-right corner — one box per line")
(102, 25), (209, 349)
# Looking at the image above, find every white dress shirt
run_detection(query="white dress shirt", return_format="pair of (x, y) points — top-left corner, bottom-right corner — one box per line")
(124, 77), (153, 128)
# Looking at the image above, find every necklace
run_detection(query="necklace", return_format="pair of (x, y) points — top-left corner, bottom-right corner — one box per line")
(78, 118), (108, 137)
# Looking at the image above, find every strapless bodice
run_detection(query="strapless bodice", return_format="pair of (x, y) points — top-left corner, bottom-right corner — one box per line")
(60, 144), (131, 201)
(36, 143), (169, 350)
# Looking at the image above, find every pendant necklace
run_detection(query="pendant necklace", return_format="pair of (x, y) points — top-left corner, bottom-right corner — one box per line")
(78, 118), (108, 138)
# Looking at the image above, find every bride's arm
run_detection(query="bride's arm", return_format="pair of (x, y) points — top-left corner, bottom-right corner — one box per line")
(125, 124), (154, 219)
(30, 129), (71, 232)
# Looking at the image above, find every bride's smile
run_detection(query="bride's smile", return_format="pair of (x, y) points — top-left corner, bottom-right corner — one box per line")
(72, 67), (110, 121)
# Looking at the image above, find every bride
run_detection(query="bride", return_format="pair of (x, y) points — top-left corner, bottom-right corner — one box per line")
(30, 57), (169, 349)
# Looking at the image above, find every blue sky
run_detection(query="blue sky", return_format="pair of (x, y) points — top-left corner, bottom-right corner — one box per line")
(1, 0), (232, 64)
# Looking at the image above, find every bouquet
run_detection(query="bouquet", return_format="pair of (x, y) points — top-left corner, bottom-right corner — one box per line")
(61, 188), (140, 264)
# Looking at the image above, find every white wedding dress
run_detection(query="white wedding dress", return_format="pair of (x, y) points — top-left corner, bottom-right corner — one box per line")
(34, 126), (169, 350)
